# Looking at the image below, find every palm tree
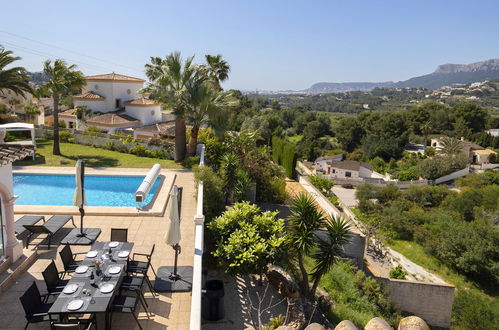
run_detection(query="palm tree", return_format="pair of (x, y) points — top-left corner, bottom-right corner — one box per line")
(39, 60), (85, 155)
(420, 121), (432, 147)
(23, 104), (41, 123)
(184, 78), (237, 155)
(74, 105), (91, 130)
(204, 54), (230, 91)
(310, 215), (351, 296)
(439, 136), (463, 155)
(144, 52), (201, 162)
(0, 45), (32, 96)
(288, 193), (325, 296)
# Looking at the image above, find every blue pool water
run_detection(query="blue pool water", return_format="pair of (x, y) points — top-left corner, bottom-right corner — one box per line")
(13, 174), (161, 207)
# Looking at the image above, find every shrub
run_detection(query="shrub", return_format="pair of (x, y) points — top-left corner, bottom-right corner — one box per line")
(452, 290), (499, 330)
(153, 150), (166, 159)
(389, 265), (407, 280)
(327, 195), (340, 208)
(59, 130), (71, 142)
(43, 129), (54, 140)
(207, 202), (288, 274)
(58, 121), (66, 128)
(272, 136), (297, 178)
(115, 144), (129, 153)
(396, 170), (418, 181)
(67, 137), (76, 144)
(104, 141), (115, 151)
(309, 175), (333, 195)
(194, 165), (225, 221)
(130, 145), (148, 157)
(85, 126), (104, 134)
(258, 177), (288, 204)
(183, 156), (201, 169)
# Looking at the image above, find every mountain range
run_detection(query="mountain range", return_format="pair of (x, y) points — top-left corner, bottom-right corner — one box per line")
(306, 58), (499, 94)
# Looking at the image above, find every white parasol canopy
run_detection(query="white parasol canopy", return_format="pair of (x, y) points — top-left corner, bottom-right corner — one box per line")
(165, 185), (181, 246)
(73, 160), (86, 207)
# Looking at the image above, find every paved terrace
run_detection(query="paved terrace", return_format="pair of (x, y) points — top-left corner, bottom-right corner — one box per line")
(0, 170), (196, 330)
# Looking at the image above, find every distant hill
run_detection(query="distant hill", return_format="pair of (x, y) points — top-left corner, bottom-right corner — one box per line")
(305, 58), (499, 93)
(28, 72), (50, 86)
(308, 81), (395, 93)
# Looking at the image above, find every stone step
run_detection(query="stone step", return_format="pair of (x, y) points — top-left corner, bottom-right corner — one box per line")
(0, 250), (38, 295)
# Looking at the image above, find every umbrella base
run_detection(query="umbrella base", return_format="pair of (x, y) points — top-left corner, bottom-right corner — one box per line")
(61, 228), (101, 245)
(154, 266), (193, 292)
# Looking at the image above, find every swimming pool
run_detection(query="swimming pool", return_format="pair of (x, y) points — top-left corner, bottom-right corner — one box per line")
(13, 174), (161, 207)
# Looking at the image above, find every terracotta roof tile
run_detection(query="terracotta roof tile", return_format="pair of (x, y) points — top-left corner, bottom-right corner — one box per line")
(330, 160), (373, 171)
(86, 112), (139, 126)
(74, 91), (105, 100)
(134, 121), (176, 136)
(59, 109), (77, 118)
(85, 73), (145, 83)
(0, 144), (35, 166)
(125, 97), (159, 106)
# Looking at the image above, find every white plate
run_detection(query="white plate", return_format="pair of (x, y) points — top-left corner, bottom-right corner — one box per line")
(63, 284), (78, 294)
(108, 266), (121, 274)
(74, 265), (89, 274)
(118, 251), (129, 258)
(86, 250), (98, 258)
(109, 241), (119, 248)
(67, 299), (84, 311)
(99, 283), (115, 294)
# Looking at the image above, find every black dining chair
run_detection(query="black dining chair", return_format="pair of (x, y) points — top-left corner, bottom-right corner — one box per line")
(42, 260), (69, 296)
(119, 275), (151, 314)
(59, 244), (84, 278)
(108, 291), (150, 330)
(50, 314), (95, 330)
(126, 244), (157, 296)
(110, 228), (128, 242)
(19, 282), (55, 330)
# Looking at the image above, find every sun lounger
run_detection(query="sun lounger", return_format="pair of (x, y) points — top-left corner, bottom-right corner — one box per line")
(23, 215), (76, 249)
(14, 215), (45, 246)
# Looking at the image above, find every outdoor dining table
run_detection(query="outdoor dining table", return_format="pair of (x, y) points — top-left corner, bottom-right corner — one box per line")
(48, 241), (134, 329)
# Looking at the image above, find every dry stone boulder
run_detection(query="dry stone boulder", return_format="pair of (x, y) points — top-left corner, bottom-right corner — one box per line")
(335, 320), (359, 330)
(275, 326), (294, 330)
(305, 323), (326, 330)
(397, 316), (429, 330)
(364, 317), (393, 330)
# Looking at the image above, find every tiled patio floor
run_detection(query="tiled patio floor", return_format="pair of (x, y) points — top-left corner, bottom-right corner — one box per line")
(0, 170), (196, 330)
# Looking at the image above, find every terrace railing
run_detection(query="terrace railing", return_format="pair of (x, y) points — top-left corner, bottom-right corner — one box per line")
(189, 144), (205, 330)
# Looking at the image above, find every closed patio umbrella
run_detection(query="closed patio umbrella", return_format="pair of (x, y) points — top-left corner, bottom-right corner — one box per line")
(73, 160), (86, 236)
(165, 185), (181, 279)
(155, 184), (192, 292)
(61, 160), (101, 245)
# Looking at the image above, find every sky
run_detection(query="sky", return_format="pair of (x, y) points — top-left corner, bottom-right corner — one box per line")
(2, 0), (499, 91)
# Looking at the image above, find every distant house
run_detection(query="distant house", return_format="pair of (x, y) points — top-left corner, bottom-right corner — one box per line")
(486, 129), (499, 137)
(314, 156), (373, 180)
(314, 154), (343, 174)
(430, 137), (496, 165)
(473, 149), (497, 165)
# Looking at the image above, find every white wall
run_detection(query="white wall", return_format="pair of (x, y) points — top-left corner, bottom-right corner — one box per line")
(329, 167), (360, 179)
(125, 105), (162, 125)
(359, 166), (373, 178)
(76, 81), (144, 113)
(0, 165), (14, 196)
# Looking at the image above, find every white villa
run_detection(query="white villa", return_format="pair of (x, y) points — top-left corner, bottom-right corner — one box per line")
(60, 73), (173, 136)
(314, 155), (374, 180)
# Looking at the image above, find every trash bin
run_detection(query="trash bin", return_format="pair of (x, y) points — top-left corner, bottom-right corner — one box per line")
(202, 280), (224, 321)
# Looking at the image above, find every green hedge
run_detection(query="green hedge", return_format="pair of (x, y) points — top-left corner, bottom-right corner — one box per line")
(272, 136), (298, 179)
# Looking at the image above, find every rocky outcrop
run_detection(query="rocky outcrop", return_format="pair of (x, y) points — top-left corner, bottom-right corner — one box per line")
(364, 317), (393, 330)
(434, 58), (499, 74)
(335, 320), (359, 330)
(266, 264), (299, 298)
(397, 316), (429, 330)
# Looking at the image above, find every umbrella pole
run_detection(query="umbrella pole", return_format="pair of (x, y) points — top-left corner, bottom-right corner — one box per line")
(78, 207), (86, 237)
(169, 244), (180, 280)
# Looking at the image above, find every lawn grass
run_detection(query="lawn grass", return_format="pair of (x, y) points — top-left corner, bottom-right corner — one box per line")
(14, 139), (183, 169)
